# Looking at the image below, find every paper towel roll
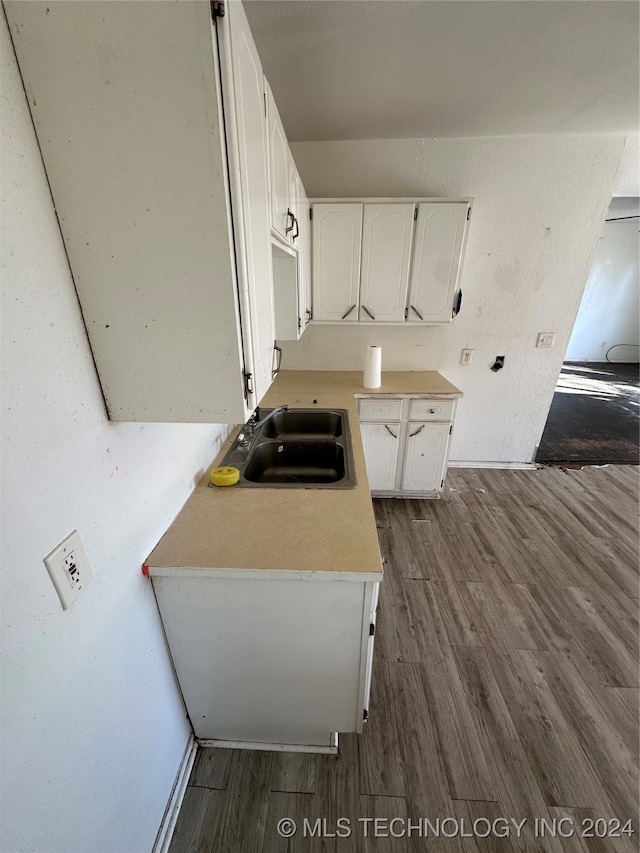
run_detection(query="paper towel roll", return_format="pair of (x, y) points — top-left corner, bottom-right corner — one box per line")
(364, 345), (382, 389)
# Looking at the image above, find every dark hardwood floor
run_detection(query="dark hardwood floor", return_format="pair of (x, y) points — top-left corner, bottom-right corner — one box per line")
(169, 466), (639, 853)
(536, 362), (639, 466)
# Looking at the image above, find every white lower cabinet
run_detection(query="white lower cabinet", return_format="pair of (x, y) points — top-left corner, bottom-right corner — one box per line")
(359, 397), (457, 496)
(401, 422), (452, 492)
(359, 423), (401, 491)
(151, 573), (379, 750)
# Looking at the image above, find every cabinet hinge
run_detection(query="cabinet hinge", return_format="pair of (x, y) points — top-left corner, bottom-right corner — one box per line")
(441, 478), (444, 489)
(414, 207), (418, 221)
(363, 709), (369, 722)
(404, 307), (408, 320)
(243, 371), (254, 400)
(467, 206), (471, 221)
(309, 208), (313, 220)
(263, 92), (267, 118)
(369, 622), (375, 637)
(449, 424), (453, 435)
(210, 1), (225, 18)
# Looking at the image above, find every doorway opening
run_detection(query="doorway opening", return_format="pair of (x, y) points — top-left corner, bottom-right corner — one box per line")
(536, 197), (639, 466)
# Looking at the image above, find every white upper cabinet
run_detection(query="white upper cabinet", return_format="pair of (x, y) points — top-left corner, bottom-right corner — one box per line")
(267, 81), (293, 242)
(266, 80), (311, 340)
(407, 202), (469, 323)
(311, 199), (469, 325)
(296, 175), (313, 329)
(221, 5), (277, 405)
(359, 204), (415, 322)
(312, 204), (363, 322)
(6, 0), (275, 422)
(266, 82), (304, 248)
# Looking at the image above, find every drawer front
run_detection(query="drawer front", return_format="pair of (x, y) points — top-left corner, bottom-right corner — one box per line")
(408, 399), (454, 421)
(359, 399), (403, 422)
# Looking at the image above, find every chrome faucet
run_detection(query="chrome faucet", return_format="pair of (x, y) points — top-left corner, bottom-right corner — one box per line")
(236, 405), (289, 448)
(254, 404), (290, 429)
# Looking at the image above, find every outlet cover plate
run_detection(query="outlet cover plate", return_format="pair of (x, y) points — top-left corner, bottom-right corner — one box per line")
(460, 348), (474, 365)
(44, 530), (93, 610)
(537, 332), (555, 349)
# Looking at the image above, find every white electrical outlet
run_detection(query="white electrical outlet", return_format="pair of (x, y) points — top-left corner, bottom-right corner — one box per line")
(537, 332), (555, 349)
(44, 530), (93, 610)
(460, 348), (474, 365)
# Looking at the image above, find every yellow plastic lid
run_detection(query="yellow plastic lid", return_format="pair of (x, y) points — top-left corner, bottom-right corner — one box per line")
(210, 466), (240, 487)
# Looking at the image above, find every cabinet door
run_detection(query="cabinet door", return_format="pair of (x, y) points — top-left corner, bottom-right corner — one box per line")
(360, 422), (400, 491)
(407, 202), (469, 323)
(222, 3), (276, 404)
(312, 204), (363, 322)
(401, 422), (451, 492)
(297, 176), (312, 330)
(266, 83), (291, 242)
(360, 204), (415, 322)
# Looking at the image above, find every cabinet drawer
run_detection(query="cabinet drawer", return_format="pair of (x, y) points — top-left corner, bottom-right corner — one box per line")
(408, 399), (454, 421)
(359, 399), (403, 422)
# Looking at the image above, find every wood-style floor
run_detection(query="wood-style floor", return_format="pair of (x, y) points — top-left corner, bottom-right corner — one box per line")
(536, 362), (639, 466)
(169, 466), (639, 853)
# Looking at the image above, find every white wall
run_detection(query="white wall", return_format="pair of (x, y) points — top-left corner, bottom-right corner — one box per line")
(1, 15), (230, 853)
(289, 135), (627, 463)
(613, 132), (639, 196)
(566, 210), (639, 362)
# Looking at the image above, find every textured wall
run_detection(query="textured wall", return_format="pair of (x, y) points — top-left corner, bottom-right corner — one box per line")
(288, 135), (626, 462)
(614, 133), (639, 195)
(0, 14), (229, 852)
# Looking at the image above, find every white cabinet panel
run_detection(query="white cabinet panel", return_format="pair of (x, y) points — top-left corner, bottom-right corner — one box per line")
(360, 422), (400, 491)
(407, 202), (469, 323)
(359, 399), (403, 422)
(223, 5), (276, 405)
(7, 1), (275, 422)
(360, 204), (415, 322)
(272, 242), (299, 341)
(312, 204), (363, 321)
(297, 177), (312, 329)
(152, 576), (367, 746)
(267, 83), (291, 242)
(401, 422), (451, 492)
(408, 399), (455, 421)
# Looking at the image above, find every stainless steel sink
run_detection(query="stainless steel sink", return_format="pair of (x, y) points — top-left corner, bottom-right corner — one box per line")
(260, 409), (343, 440)
(244, 440), (345, 484)
(217, 408), (356, 489)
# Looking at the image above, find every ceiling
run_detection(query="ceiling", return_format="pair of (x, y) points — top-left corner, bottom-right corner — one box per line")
(244, 0), (640, 142)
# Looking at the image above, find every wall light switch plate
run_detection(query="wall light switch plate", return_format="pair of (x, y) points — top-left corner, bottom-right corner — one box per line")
(537, 332), (555, 349)
(460, 348), (473, 365)
(44, 530), (93, 610)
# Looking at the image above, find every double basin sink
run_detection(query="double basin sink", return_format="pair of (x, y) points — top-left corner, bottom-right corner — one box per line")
(219, 408), (356, 489)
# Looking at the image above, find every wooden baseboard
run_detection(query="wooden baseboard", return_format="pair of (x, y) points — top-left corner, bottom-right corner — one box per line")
(448, 460), (537, 470)
(198, 733), (339, 754)
(152, 735), (197, 853)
